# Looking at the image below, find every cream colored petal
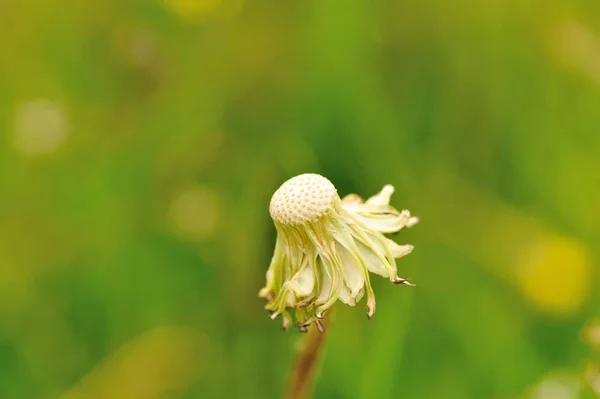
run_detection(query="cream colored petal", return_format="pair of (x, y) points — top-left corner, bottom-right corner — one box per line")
(258, 263), (275, 299)
(286, 291), (295, 307)
(406, 215), (419, 227)
(336, 243), (365, 297)
(356, 240), (390, 278)
(285, 263), (315, 297)
(259, 236), (287, 298)
(315, 254), (344, 318)
(383, 237), (414, 259)
(355, 212), (406, 234)
(354, 287), (365, 303)
(316, 258), (333, 304)
(338, 285), (356, 306)
(341, 193), (364, 205)
(369, 234), (415, 285)
(354, 208), (416, 234)
(366, 184), (394, 206)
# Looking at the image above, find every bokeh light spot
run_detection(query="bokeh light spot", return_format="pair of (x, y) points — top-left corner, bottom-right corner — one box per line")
(13, 99), (69, 156)
(583, 319), (600, 349)
(584, 364), (600, 396)
(515, 235), (592, 316)
(529, 372), (580, 399)
(169, 186), (221, 240)
(551, 19), (600, 86)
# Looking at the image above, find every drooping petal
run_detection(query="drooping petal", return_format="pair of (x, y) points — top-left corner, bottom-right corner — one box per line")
(354, 287), (365, 303)
(285, 291), (295, 307)
(356, 240), (390, 278)
(316, 258), (333, 304)
(383, 237), (414, 259)
(285, 261), (315, 297)
(281, 310), (292, 331)
(330, 217), (376, 312)
(368, 233), (415, 285)
(315, 255), (343, 318)
(345, 220), (399, 279)
(259, 236), (286, 299)
(336, 242), (365, 297)
(338, 285), (355, 305)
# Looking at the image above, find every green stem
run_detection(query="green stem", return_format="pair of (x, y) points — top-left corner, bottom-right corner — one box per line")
(285, 311), (333, 399)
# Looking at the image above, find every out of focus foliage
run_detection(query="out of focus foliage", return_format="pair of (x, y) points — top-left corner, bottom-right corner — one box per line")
(1, 0), (599, 398)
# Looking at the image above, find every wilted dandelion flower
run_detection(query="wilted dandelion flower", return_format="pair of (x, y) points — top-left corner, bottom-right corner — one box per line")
(259, 173), (418, 332)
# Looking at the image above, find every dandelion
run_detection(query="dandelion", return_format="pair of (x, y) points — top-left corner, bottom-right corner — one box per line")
(259, 173), (418, 332)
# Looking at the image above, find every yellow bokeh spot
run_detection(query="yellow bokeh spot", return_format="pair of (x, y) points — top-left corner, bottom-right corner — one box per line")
(169, 186), (221, 240)
(163, 0), (222, 22)
(515, 234), (593, 316)
(583, 319), (600, 350)
(584, 363), (600, 396)
(14, 99), (69, 156)
(528, 371), (581, 399)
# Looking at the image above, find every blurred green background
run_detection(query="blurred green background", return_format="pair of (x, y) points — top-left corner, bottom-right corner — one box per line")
(1, 0), (600, 398)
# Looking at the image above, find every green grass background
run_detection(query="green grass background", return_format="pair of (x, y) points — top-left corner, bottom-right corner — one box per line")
(1, 0), (599, 398)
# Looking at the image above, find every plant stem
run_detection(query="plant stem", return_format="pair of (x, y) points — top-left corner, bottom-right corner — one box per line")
(285, 313), (333, 399)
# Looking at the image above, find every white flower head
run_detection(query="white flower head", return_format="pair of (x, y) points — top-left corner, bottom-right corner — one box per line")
(259, 173), (419, 332)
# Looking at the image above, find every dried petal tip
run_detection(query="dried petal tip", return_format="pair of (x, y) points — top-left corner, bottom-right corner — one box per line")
(392, 277), (415, 286)
(315, 320), (326, 333)
(269, 173), (337, 225)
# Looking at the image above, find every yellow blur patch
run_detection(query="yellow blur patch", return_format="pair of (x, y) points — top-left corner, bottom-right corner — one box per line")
(584, 363), (600, 397)
(163, 0), (222, 22)
(62, 326), (202, 399)
(550, 19), (600, 87)
(515, 235), (593, 316)
(169, 185), (221, 240)
(583, 319), (600, 350)
(14, 99), (69, 157)
(527, 370), (581, 399)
